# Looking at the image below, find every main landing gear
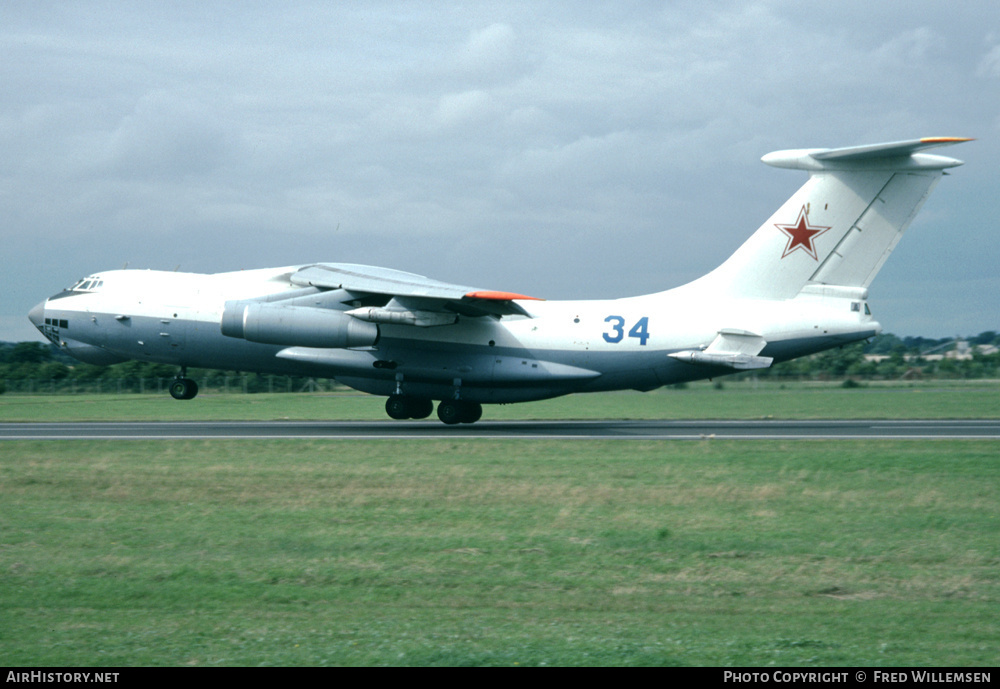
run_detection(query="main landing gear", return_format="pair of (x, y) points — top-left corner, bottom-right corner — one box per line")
(385, 395), (482, 425)
(168, 368), (199, 400)
(385, 395), (433, 420)
(437, 400), (482, 425)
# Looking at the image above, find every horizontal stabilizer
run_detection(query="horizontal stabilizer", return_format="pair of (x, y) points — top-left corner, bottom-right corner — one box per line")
(668, 329), (773, 370)
(811, 137), (972, 161)
(762, 137), (970, 171)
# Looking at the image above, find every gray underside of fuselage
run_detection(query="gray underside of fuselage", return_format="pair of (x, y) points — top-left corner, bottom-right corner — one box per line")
(52, 309), (876, 404)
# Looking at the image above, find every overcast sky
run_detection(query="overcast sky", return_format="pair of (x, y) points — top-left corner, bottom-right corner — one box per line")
(3, 1), (998, 342)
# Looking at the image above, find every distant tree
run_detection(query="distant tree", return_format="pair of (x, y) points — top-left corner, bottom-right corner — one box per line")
(847, 355), (878, 378)
(38, 362), (70, 380)
(934, 358), (960, 378)
(813, 342), (866, 377)
(905, 336), (953, 355)
(68, 363), (109, 380)
(5, 362), (43, 380)
(865, 333), (904, 355)
(7, 342), (51, 364)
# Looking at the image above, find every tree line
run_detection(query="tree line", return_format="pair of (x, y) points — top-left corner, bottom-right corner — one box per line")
(0, 342), (327, 394)
(746, 333), (1000, 381)
(2, 331), (999, 394)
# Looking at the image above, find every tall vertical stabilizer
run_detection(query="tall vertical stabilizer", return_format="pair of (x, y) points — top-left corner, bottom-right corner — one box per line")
(684, 138), (969, 300)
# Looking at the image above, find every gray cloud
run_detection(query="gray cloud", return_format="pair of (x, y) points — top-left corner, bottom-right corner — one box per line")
(2, 1), (997, 341)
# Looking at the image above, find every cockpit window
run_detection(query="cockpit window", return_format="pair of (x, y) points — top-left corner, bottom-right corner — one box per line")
(69, 277), (103, 292)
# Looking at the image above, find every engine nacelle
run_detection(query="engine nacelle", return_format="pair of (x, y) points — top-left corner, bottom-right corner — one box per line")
(221, 303), (379, 348)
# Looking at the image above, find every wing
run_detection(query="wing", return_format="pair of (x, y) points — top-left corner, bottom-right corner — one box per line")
(288, 263), (542, 321)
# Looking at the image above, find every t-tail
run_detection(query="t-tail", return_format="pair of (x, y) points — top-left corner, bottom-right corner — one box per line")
(687, 137), (971, 300)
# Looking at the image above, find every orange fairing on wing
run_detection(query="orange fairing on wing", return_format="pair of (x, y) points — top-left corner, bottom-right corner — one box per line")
(919, 137), (974, 144)
(465, 290), (544, 302)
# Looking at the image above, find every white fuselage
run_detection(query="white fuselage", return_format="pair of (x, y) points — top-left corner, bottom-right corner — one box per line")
(32, 266), (879, 404)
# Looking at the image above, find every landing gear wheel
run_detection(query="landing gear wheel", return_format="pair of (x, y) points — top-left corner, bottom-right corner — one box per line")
(385, 395), (411, 420)
(386, 396), (435, 420)
(461, 402), (483, 424)
(437, 400), (464, 425)
(437, 401), (483, 425)
(410, 398), (434, 420)
(169, 378), (198, 400)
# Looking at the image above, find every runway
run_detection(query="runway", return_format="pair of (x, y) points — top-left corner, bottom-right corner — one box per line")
(3, 419), (1000, 440)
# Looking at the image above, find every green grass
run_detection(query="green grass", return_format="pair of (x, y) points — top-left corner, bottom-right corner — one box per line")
(2, 379), (1000, 422)
(1, 439), (997, 666)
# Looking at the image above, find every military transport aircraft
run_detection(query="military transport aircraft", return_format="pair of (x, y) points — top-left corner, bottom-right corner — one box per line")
(29, 137), (970, 424)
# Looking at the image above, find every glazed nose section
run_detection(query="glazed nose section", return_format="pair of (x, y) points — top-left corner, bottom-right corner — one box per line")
(28, 300), (46, 330)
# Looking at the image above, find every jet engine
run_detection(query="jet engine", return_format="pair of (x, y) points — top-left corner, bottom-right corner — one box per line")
(221, 303), (379, 348)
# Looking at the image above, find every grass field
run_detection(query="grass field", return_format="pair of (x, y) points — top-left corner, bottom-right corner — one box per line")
(2, 379), (1000, 422)
(1, 385), (998, 666)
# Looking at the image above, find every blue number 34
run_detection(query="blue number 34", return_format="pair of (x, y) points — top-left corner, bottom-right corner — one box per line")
(603, 316), (650, 345)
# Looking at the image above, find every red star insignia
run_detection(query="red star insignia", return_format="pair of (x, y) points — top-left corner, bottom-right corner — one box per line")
(775, 206), (830, 260)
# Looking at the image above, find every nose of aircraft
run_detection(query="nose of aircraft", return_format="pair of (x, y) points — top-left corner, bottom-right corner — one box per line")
(28, 300), (46, 329)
